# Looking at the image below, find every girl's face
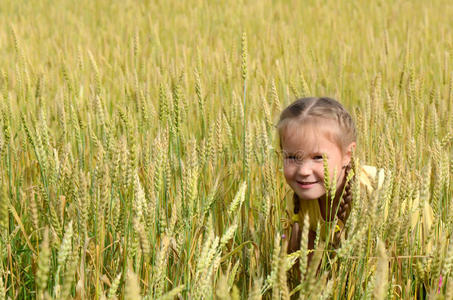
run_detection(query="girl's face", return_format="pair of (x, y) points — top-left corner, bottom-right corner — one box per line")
(281, 122), (355, 201)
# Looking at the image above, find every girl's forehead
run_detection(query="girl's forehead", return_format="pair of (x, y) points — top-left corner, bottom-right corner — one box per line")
(281, 121), (340, 152)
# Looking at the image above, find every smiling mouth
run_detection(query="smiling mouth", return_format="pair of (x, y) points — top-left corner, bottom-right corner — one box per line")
(297, 181), (318, 184)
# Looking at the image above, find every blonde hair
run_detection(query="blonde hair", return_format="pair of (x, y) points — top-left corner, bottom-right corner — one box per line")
(277, 97), (356, 153)
(277, 97), (357, 223)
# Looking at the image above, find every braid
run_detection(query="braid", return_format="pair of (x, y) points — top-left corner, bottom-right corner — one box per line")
(337, 157), (355, 222)
(293, 193), (300, 214)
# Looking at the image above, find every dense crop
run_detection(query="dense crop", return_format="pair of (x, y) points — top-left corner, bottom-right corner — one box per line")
(0, 0), (453, 299)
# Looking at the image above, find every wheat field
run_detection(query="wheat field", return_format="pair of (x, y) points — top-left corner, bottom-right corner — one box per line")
(0, 0), (453, 299)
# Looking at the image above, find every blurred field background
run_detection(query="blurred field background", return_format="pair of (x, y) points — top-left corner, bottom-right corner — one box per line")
(0, 0), (453, 299)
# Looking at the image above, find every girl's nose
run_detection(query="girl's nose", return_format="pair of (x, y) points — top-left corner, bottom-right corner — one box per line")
(297, 162), (313, 176)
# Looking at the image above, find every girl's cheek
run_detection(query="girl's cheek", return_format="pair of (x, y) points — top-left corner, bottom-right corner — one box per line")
(283, 165), (294, 180)
(331, 166), (342, 184)
(316, 166), (325, 180)
(283, 166), (290, 179)
(328, 165), (339, 178)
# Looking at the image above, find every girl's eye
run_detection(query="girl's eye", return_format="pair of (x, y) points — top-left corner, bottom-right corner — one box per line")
(313, 155), (323, 160)
(284, 155), (302, 164)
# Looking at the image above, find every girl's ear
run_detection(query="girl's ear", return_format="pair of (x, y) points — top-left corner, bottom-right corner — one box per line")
(343, 142), (356, 166)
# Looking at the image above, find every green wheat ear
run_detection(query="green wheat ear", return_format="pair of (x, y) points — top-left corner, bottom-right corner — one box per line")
(330, 168), (337, 204)
(125, 267), (141, 300)
(241, 32), (248, 82)
(322, 153), (331, 195)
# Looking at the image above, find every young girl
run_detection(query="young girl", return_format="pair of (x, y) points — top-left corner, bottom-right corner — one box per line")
(277, 97), (358, 256)
(277, 96), (437, 294)
(277, 96), (435, 251)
